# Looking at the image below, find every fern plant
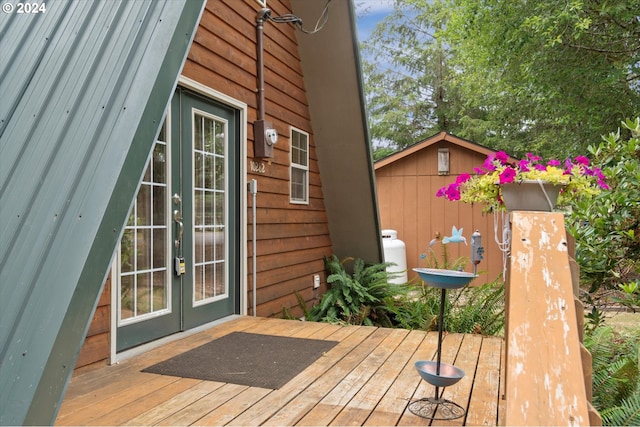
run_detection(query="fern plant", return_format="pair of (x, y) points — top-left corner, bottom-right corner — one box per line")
(307, 255), (407, 326)
(585, 325), (640, 426)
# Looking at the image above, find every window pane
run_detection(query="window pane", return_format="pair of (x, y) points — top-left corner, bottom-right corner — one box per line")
(153, 271), (167, 311)
(152, 143), (166, 183)
(136, 272), (151, 315)
(120, 275), (134, 320)
(121, 229), (135, 273)
(215, 121), (225, 155)
(194, 190), (204, 226)
(152, 186), (166, 226)
(195, 228), (204, 264)
(195, 265), (205, 301)
(215, 262), (225, 296)
(194, 115), (203, 151)
(194, 152), (204, 189)
(137, 229), (151, 271)
(136, 185), (151, 226)
(152, 229), (166, 269)
(205, 155), (214, 189)
(291, 167), (307, 201)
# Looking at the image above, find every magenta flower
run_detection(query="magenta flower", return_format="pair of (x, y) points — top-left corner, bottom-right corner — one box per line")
(517, 159), (530, 172)
(445, 183), (461, 201)
(483, 153), (497, 171)
(495, 151), (509, 164)
(574, 156), (590, 166)
(473, 167), (486, 175)
(547, 159), (561, 167)
(534, 163), (547, 171)
(456, 173), (471, 184)
(526, 152), (542, 162)
(436, 186), (446, 198)
(499, 167), (516, 184)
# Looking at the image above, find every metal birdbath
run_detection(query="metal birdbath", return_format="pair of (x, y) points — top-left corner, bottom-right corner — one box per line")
(408, 228), (483, 420)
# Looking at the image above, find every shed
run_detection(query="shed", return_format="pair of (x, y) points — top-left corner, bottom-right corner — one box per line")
(375, 132), (508, 286)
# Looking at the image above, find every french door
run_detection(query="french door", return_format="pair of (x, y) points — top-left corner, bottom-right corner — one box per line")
(116, 89), (240, 351)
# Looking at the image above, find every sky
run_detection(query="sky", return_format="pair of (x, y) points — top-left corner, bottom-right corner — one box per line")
(353, 0), (395, 42)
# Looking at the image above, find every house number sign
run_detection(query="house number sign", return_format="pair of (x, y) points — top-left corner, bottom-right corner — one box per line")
(250, 160), (267, 174)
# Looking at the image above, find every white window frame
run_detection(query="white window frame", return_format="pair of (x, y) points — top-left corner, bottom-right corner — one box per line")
(290, 127), (309, 204)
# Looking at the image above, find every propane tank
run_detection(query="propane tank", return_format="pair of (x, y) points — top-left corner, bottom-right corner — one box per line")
(381, 229), (408, 284)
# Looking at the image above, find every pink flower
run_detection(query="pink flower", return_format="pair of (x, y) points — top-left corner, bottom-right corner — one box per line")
(547, 159), (561, 167)
(526, 152), (542, 162)
(456, 173), (471, 184)
(517, 159), (530, 172)
(499, 167), (516, 184)
(574, 156), (590, 166)
(436, 186), (447, 198)
(534, 163), (547, 171)
(473, 167), (486, 175)
(445, 183), (461, 201)
(495, 151), (509, 164)
(483, 154), (497, 171)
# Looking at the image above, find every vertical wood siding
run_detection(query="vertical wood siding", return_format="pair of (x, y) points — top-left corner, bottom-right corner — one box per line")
(376, 141), (505, 286)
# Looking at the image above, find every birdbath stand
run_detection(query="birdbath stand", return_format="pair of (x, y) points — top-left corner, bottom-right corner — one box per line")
(408, 229), (483, 420)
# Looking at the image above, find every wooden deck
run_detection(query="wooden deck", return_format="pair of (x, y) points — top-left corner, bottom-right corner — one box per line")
(56, 316), (504, 426)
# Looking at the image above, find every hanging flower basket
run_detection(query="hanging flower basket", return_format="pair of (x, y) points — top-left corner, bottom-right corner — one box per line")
(500, 179), (564, 212)
(436, 151), (609, 212)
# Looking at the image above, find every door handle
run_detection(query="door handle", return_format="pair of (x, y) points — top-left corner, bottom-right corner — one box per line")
(174, 209), (183, 248)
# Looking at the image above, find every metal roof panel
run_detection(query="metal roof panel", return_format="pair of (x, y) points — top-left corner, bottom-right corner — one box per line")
(0, 1), (205, 424)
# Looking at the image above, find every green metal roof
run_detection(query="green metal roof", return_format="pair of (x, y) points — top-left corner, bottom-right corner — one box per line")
(0, 1), (205, 424)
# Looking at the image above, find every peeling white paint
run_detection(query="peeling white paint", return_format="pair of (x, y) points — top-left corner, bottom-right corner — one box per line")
(544, 373), (551, 390)
(515, 362), (524, 376)
(539, 230), (550, 249)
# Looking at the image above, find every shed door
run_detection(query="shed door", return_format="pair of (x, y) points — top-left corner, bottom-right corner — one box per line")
(116, 89), (240, 351)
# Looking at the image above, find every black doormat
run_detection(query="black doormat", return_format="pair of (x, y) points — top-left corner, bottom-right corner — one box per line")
(142, 331), (339, 389)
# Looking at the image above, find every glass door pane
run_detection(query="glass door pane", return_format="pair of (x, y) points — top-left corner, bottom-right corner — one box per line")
(192, 112), (227, 306)
(119, 122), (170, 324)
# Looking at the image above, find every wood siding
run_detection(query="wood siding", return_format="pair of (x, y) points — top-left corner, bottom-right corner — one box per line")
(376, 140), (505, 286)
(77, 0), (333, 368)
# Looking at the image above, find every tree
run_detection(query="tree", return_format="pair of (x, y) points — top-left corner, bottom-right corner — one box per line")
(361, 0), (640, 159)
(361, 0), (466, 153)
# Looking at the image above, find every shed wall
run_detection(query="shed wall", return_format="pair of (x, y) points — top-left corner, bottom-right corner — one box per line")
(376, 141), (505, 286)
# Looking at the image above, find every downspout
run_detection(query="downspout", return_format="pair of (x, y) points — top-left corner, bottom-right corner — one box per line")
(249, 179), (258, 316)
(256, 8), (269, 123)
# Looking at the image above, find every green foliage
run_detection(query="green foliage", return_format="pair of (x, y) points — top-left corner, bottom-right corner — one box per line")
(567, 118), (640, 293)
(613, 281), (640, 313)
(585, 324), (640, 426)
(303, 254), (504, 335)
(307, 255), (407, 327)
(445, 280), (505, 335)
(361, 0), (640, 159)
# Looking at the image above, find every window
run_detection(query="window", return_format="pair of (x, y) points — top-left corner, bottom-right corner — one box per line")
(290, 128), (309, 204)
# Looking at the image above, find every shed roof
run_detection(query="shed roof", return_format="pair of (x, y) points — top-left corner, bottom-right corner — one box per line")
(0, 1), (205, 424)
(375, 131), (502, 170)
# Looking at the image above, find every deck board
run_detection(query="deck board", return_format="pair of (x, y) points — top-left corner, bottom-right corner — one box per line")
(56, 316), (504, 426)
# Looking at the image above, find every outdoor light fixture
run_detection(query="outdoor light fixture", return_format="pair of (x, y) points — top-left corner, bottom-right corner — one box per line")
(438, 148), (450, 175)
